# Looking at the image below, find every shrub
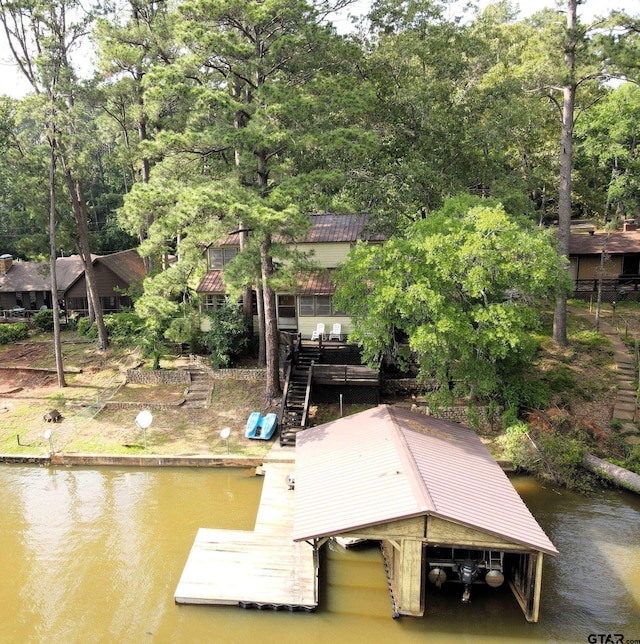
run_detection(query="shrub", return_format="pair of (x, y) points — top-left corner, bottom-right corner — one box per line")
(200, 302), (248, 369)
(76, 316), (95, 337)
(31, 309), (56, 332)
(103, 312), (145, 346)
(0, 322), (29, 344)
(499, 421), (593, 491)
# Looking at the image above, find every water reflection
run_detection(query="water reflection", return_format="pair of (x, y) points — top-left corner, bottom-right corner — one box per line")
(0, 466), (638, 644)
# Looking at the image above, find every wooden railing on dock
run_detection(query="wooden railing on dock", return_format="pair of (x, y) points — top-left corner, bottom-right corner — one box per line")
(312, 364), (380, 385)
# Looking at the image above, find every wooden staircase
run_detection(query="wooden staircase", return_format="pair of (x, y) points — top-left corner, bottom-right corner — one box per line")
(279, 344), (320, 446)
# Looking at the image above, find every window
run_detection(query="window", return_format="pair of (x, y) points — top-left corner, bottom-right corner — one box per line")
(299, 296), (314, 316)
(204, 294), (227, 309)
(208, 247), (238, 269)
(298, 295), (345, 316)
(102, 296), (117, 311)
(277, 295), (296, 318)
(622, 255), (640, 276)
(68, 297), (88, 312)
(316, 296), (332, 316)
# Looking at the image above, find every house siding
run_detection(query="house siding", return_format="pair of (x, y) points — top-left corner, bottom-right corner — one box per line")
(297, 242), (351, 268)
(575, 255), (621, 280)
(66, 264), (129, 300)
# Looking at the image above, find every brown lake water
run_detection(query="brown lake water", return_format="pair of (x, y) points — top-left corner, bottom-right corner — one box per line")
(0, 466), (638, 644)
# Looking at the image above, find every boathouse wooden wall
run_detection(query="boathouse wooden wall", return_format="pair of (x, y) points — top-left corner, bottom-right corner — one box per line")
(335, 514), (546, 622)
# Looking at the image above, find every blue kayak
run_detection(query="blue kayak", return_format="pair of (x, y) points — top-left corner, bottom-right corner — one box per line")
(245, 411), (262, 438)
(245, 412), (278, 440)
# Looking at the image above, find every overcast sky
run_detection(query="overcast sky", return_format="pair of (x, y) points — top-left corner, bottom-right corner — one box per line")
(1, 0), (639, 98)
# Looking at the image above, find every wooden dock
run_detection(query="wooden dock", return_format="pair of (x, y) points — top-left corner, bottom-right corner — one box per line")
(174, 461), (318, 610)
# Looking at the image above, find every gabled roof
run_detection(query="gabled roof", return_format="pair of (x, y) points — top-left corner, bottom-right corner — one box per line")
(293, 405), (557, 556)
(96, 249), (146, 284)
(569, 231), (640, 255)
(297, 214), (385, 244)
(212, 213), (385, 247)
(0, 250), (145, 294)
(0, 256), (85, 293)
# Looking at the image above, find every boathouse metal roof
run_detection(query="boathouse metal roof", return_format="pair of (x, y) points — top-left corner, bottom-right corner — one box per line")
(293, 405), (558, 556)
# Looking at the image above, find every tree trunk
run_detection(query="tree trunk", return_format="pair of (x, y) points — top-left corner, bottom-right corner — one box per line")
(553, 0), (577, 347)
(255, 279), (266, 366)
(260, 237), (281, 404)
(59, 159), (109, 350)
(49, 137), (66, 388)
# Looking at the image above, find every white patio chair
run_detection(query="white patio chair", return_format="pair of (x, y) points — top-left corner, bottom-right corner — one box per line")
(311, 323), (325, 341)
(328, 323), (342, 341)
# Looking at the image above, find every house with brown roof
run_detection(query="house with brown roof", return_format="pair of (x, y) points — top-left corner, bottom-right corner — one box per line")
(293, 405), (558, 622)
(0, 249), (145, 317)
(196, 213), (384, 338)
(570, 226), (640, 302)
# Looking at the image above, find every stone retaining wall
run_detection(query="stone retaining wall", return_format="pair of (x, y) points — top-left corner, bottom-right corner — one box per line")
(103, 400), (186, 411)
(382, 378), (437, 396)
(395, 401), (500, 431)
(209, 368), (268, 381)
(126, 369), (191, 385)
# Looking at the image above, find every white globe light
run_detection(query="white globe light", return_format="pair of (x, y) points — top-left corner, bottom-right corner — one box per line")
(220, 427), (231, 440)
(135, 410), (153, 429)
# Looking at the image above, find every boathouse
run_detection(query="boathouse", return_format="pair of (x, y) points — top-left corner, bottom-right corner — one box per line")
(292, 405), (558, 622)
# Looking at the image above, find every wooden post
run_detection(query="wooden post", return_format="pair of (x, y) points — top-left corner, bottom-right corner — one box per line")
(531, 553), (544, 623)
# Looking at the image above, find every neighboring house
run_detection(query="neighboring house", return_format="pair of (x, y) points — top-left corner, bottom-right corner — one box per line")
(569, 224), (640, 302)
(0, 249), (145, 317)
(196, 213), (385, 338)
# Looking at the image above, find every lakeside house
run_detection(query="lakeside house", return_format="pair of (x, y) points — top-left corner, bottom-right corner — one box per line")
(570, 223), (640, 302)
(0, 249), (145, 318)
(196, 213), (385, 339)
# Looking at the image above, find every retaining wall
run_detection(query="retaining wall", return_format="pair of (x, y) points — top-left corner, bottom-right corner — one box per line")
(0, 453), (263, 468)
(126, 369), (191, 385)
(396, 402), (500, 431)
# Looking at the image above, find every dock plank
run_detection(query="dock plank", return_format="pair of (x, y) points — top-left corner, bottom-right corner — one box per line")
(174, 462), (317, 610)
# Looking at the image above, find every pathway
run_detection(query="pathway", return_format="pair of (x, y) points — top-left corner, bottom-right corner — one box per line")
(569, 307), (640, 447)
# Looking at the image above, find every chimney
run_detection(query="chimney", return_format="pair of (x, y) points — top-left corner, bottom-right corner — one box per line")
(0, 254), (13, 274)
(623, 220), (637, 232)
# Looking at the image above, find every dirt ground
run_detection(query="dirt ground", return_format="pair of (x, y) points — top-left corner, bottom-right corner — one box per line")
(0, 338), (275, 457)
(0, 336), (370, 458)
(0, 303), (636, 460)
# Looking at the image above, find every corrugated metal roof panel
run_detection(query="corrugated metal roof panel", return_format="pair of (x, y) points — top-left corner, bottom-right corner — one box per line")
(296, 270), (335, 295)
(297, 214), (385, 244)
(293, 405), (557, 555)
(196, 271), (225, 293)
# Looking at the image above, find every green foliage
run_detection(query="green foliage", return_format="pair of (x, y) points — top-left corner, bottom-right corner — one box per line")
(335, 198), (569, 405)
(622, 445), (640, 475)
(76, 316), (97, 338)
(0, 322), (29, 344)
(500, 422), (592, 491)
(102, 313), (146, 346)
(164, 313), (200, 352)
(200, 302), (248, 369)
(31, 309), (56, 332)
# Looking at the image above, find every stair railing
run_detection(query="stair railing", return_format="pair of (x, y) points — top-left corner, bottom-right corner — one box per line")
(301, 360), (314, 428)
(279, 361), (293, 428)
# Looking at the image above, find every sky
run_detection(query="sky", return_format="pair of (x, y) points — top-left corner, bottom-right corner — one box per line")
(0, 0), (639, 98)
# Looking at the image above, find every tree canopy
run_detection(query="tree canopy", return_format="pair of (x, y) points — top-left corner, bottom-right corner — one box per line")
(0, 0), (638, 399)
(334, 197), (570, 403)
